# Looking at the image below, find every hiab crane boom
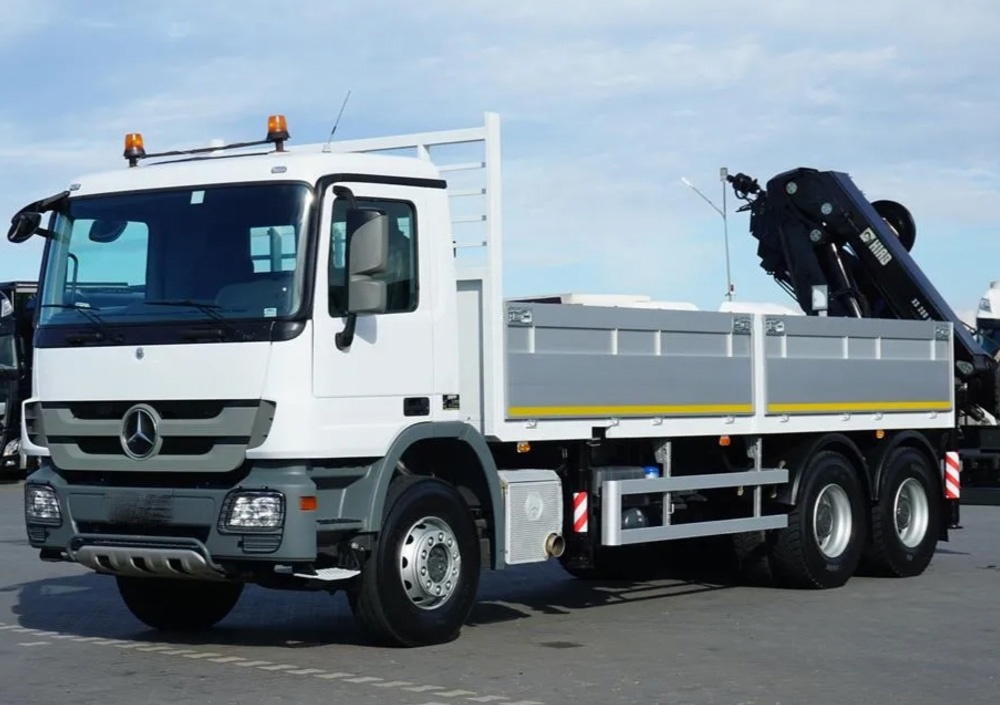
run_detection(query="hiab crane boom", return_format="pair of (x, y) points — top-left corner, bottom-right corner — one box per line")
(726, 167), (1000, 497)
(726, 168), (1000, 419)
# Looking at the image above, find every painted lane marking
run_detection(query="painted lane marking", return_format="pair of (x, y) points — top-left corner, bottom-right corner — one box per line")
(258, 664), (298, 672)
(0, 626), (545, 704)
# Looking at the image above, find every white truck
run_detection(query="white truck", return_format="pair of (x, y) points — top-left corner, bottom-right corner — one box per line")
(9, 113), (963, 647)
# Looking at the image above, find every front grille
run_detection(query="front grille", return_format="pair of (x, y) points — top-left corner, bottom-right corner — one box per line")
(74, 436), (223, 456)
(36, 399), (275, 473)
(67, 399), (233, 420)
(76, 522), (211, 543)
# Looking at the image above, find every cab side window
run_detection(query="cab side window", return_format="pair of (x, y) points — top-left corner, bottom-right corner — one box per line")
(329, 198), (418, 315)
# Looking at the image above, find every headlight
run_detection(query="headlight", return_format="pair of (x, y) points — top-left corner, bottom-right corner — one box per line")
(4, 439), (19, 456)
(25, 485), (62, 526)
(220, 490), (285, 532)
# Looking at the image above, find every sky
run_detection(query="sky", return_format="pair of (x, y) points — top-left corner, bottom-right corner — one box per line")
(1, 0), (998, 322)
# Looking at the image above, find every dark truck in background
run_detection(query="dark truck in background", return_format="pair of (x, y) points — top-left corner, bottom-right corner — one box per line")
(0, 280), (37, 478)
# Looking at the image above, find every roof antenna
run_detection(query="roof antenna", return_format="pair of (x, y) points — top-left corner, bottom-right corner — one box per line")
(322, 90), (352, 153)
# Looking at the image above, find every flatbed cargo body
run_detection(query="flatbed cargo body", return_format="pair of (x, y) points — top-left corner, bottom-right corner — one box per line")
(485, 301), (954, 437)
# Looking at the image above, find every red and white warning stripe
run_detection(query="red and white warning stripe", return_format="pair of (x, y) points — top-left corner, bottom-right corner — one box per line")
(572, 491), (588, 533)
(944, 451), (961, 500)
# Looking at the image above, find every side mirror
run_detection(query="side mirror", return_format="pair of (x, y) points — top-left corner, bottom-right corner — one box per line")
(7, 212), (42, 244)
(344, 208), (389, 314)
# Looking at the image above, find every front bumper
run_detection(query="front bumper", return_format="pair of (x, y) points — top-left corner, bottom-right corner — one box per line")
(24, 461), (321, 578)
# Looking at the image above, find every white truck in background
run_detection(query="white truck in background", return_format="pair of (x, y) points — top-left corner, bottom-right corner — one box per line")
(9, 112), (964, 647)
(975, 281), (1000, 356)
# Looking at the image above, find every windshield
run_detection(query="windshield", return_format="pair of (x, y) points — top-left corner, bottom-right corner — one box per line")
(37, 183), (312, 328)
(976, 320), (1000, 357)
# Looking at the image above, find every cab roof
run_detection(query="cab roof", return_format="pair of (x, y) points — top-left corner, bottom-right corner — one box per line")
(67, 142), (445, 198)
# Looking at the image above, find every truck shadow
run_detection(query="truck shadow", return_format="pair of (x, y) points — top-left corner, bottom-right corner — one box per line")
(7, 551), (742, 649)
(8, 532), (968, 649)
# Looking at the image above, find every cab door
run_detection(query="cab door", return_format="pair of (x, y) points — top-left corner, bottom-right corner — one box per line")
(311, 180), (437, 455)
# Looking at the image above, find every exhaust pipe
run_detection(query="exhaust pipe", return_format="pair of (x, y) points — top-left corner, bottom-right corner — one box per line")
(545, 533), (565, 558)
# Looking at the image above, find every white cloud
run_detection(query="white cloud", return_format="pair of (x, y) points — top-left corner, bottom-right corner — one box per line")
(0, 0), (998, 311)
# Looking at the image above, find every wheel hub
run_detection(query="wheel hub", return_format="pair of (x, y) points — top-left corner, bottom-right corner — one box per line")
(813, 484), (852, 560)
(893, 477), (929, 548)
(398, 516), (461, 611)
(896, 496), (912, 530)
(426, 543), (449, 583)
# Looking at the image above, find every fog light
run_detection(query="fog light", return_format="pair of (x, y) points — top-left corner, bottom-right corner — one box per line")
(25, 485), (62, 526)
(221, 491), (285, 532)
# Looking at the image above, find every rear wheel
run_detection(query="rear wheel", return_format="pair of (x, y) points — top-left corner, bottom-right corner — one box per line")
(770, 450), (868, 589)
(116, 577), (243, 632)
(348, 476), (481, 647)
(862, 447), (939, 577)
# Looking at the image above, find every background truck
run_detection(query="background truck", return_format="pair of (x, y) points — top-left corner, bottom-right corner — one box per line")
(962, 280), (1000, 503)
(7, 113), (971, 647)
(0, 288), (22, 472)
(0, 280), (37, 477)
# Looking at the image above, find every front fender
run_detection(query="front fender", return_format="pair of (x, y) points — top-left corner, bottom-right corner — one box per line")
(361, 421), (506, 570)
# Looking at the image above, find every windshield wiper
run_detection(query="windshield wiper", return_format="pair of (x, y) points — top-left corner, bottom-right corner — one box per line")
(143, 299), (253, 341)
(40, 303), (122, 344)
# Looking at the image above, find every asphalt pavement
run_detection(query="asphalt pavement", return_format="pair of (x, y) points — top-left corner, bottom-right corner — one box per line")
(1, 479), (997, 705)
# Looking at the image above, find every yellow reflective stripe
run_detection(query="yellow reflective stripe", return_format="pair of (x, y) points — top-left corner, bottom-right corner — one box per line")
(505, 400), (952, 418)
(767, 400), (952, 413)
(507, 403), (754, 417)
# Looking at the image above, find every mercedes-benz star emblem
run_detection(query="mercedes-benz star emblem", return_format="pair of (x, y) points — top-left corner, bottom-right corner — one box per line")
(120, 405), (161, 460)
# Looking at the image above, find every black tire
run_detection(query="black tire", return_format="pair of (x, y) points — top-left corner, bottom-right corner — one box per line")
(116, 577), (243, 632)
(861, 446), (940, 577)
(348, 476), (481, 647)
(769, 450), (868, 589)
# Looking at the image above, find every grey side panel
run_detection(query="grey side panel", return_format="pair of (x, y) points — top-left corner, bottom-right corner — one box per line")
(33, 399), (276, 472)
(342, 421), (506, 570)
(764, 316), (953, 414)
(504, 302), (754, 419)
(456, 277), (486, 433)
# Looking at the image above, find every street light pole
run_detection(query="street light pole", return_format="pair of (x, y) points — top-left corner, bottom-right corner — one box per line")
(720, 167), (732, 303)
(681, 172), (734, 302)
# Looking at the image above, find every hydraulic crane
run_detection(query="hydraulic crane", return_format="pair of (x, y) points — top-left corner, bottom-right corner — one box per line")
(726, 167), (1000, 498)
(726, 167), (1000, 422)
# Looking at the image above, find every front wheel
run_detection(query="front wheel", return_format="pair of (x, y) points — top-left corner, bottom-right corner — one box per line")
(769, 450), (868, 589)
(116, 577), (243, 632)
(861, 447), (940, 577)
(348, 476), (481, 647)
